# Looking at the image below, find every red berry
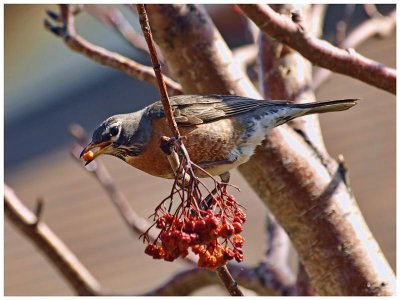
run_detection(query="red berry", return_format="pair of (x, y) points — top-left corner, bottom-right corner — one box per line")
(156, 217), (166, 229)
(219, 224), (235, 238)
(183, 220), (196, 233)
(234, 252), (244, 262)
(194, 219), (207, 232)
(223, 248), (235, 260)
(206, 216), (219, 230)
(233, 234), (245, 247)
(232, 222), (243, 234)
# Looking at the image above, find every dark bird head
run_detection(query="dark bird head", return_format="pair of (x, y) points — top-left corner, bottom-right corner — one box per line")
(80, 109), (151, 164)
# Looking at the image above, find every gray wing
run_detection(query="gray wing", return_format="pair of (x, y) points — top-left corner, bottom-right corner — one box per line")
(166, 95), (290, 126)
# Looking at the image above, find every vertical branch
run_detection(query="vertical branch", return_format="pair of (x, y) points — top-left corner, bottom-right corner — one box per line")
(136, 4), (244, 296)
(136, 4), (180, 139)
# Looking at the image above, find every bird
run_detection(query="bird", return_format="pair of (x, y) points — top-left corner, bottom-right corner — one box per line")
(80, 94), (357, 179)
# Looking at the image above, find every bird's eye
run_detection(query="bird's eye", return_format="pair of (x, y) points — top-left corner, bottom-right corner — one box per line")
(109, 126), (119, 137)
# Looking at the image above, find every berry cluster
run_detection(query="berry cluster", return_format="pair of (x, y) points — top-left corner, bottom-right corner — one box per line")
(143, 192), (246, 271)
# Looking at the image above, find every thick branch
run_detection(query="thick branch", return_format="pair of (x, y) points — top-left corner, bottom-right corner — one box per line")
(239, 4), (396, 94)
(147, 4), (395, 295)
(4, 185), (101, 296)
(257, 4), (331, 167)
(146, 4), (260, 98)
(44, 5), (182, 96)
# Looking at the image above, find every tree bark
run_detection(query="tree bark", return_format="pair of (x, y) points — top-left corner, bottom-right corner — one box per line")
(146, 4), (395, 295)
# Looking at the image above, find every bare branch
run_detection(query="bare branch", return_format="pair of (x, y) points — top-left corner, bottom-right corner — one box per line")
(147, 4), (395, 295)
(143, 267), (218, 295)
(215, 265), (244, 296)
(4, 185), (102, 296)
(44, 5), (182, 96)
(309, 4), (327, 38)
(239, 4), (396, 94)
(69, 125), (151, 237)
(334, 4), (356, 45)
(85, 4), (166, 64)
(313, 9), (396, 89)
(232, 44), (258, 73)
(363, 4), (383, 18)
(146, 4), (260, 98)
(136, 4), (181, 138)
(257, 4), (329, 157)
(137, 5), (245, 296)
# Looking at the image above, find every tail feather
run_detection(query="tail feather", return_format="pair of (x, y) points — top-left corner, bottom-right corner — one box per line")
(293, 98), (359, 115)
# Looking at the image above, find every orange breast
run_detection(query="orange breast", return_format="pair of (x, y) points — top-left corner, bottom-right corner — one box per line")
(127, 117), (244, 178)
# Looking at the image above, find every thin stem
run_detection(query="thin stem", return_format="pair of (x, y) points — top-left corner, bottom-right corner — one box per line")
(216, 266), (244, 296)
(136, 4), (181, 139)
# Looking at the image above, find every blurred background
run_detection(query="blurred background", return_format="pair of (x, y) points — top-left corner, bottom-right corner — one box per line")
(4, 4), (396, 296)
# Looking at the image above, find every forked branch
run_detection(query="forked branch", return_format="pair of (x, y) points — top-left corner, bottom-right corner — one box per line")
(239, 4), (396, 94)
(4, 185), (102, 296)
(44, 5), (182, 95)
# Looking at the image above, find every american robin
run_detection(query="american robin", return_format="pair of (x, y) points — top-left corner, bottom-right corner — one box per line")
(81, 94), (357, 179)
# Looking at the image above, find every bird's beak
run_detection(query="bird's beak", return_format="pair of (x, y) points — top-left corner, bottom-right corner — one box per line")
(80, 141), (112, 165)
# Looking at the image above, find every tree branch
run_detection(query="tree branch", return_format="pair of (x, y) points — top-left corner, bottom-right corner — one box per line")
(142, 267), (218, 295)
(69, 123), (200, 264)
(136, 4), (181, 138)
(4, 185), (102, 296)
(239, 4), (396, 94)
(313, 9), (396, 89)
(146, 4), (260, 98)
(85, 4), (163, 60)
(146, 4), (395, 295)
(44, 5), (182, 96)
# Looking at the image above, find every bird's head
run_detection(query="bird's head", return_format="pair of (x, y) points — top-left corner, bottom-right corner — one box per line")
(80, 111), (150, 164)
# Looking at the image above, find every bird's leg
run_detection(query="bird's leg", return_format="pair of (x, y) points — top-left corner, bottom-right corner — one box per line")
(201, 172), (231, 209)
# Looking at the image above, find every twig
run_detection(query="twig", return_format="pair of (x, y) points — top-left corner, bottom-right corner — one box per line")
(239, 4), (396, 94)
(69, 124), (152, 238)
(334, 4), (356, 45)
(137, 4), (244, 296)
(4, 185), (102, 296)
(84, 4), (166, 64)
(363, 4), (383, 18)
(34, 197), (45, 225)
(136, 4), (181, 139)
(313, 9), (396, 89)
(216, 266), (244, 296)
(44, 5), (182, 96)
